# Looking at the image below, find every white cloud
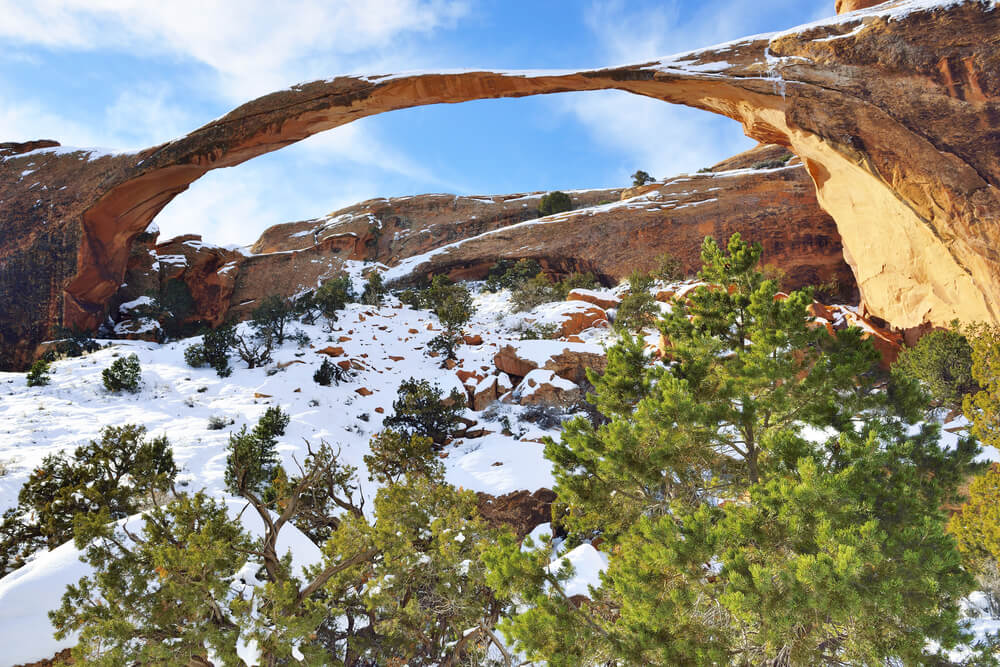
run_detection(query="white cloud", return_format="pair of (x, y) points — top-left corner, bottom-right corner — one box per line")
(152, 160), (383, 247)
(153, 120), (467, 246)
(0, 85), (193, 150)
(0, 0), (470, 102)
(558, 91), (753, 181)
(559, 0), (831, 179)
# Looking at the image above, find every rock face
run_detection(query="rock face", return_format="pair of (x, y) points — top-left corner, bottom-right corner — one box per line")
(3, 0), (1000, 368)
(394, 151), (854, 297)
(476, 488), (557, 538)
(252, 189), (620, 262)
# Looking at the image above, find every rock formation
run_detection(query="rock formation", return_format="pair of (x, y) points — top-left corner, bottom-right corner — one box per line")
(3, 0), (1000, 369)
(390, 147), (854, 297)
(112, 143), (853, 342)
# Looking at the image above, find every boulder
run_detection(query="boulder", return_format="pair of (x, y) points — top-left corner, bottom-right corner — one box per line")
(472, 376), (499, 411)
(510, 369), (582, 408)
(476, 488), (557, 538)
(567, 288), (621, 310)
(494, 341), (607, 386)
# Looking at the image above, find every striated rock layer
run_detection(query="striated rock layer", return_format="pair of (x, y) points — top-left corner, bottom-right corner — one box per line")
(2, 0), (1000, 368)
(389, 147), (855, 300)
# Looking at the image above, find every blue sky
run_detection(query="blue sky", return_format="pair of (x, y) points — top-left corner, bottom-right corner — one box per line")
(1, 0), (830, 246)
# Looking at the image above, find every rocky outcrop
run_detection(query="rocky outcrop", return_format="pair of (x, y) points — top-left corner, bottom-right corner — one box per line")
(3, 0), (1000, 368)
(252, 189), (620, 262)
(476, 488), (556, 538)
(510, 369), (583, 408)
(392, 157), (854, 295)
(494, 341), (607, 385)
(567, 288), (622, 311)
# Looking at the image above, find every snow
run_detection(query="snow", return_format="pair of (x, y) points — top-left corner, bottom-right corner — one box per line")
(515, 370), (578, 399)
(0, 498), (322, 666)
(567, 287), (618, 303)
(505, 339), (605, 368)
(0, 288), (587, 541)
(547, 544), (608, 599)
(0, 145), (125, 163)
(118, 295), (154, 312)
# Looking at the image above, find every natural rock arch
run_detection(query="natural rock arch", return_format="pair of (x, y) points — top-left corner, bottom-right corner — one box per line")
(1, 0), (999, 369)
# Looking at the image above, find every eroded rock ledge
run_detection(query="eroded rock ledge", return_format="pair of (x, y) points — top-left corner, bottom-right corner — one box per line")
(2, 0), (998, 369)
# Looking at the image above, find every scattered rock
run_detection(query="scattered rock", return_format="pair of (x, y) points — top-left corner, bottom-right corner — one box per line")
(355, 387), (373, 397)
(472, 376), (498, 411)
(317, 346), (345, 357)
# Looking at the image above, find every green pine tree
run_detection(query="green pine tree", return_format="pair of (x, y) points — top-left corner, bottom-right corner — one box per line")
(486, 234), (978, 665)
(51, 492), (253, 666)
(224, 406), (290, 497)
(0, 424), (176, 574)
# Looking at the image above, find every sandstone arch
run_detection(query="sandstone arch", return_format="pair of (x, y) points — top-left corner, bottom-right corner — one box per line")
(2, 0), (999, 369)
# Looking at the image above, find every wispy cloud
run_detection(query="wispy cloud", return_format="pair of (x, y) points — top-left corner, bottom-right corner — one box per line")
(0, 0), (471, 102)
(0, 0), (473, 245)
(559, 0), (831, 181)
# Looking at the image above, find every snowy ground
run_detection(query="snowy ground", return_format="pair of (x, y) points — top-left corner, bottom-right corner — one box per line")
(0, 286), (620, 664)
(0, 288), (615, 518)
(2, 279), (998, 664)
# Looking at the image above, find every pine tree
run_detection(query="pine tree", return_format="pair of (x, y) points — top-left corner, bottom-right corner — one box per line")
(612, 271), (659, 335)
(964, 323), (1000, 453)
(360, 270), (388, 307)
(364, 429), (439, 484)
(323, 474), (510, 665)
(25, 358), (52, 386)
(50, 492), (253, 666)
(383, 378), (466, 444)
(0, 424), (176, 574)
(314, 274), (355, 325)
(538, 191), (572, 216)
(102, 353), (142, 392)
(251, 294), (294, 345)
(224, 406), (290, 497)
(893, 322), (978, 413)
(488, 234), (978, 665)
(949, 463), (1000, 617)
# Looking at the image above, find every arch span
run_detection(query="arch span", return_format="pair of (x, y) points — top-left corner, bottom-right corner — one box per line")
(1, 0), (999, 369)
